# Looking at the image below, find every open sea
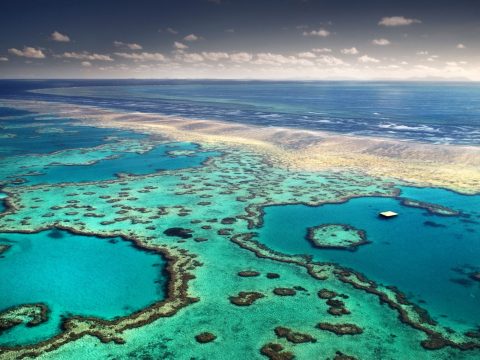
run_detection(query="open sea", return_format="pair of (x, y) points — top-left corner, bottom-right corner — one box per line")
(1, 79), (479, 145)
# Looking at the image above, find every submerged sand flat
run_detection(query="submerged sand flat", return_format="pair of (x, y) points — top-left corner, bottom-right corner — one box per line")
(4, 99), (479, 194)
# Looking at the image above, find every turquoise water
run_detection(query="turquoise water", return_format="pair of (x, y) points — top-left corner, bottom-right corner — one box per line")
(0, 193), (6, 213)
(0, 106), (221, 186)
(257, 188), (480, 330)
(20, 143), (220, 185)
(1, 83), (480, 357)
(0, 106), (216, 347)
(0, 230), (167, 346)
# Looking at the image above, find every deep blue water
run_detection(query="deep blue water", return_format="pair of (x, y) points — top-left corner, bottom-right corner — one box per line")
(258, 187), (480, 330)
(0, 230), (167, 346)
(0, 80), (479, 145)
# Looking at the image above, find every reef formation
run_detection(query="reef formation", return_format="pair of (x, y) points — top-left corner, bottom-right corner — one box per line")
(306, 224), (369, 250)
(0, 101), (479, 360)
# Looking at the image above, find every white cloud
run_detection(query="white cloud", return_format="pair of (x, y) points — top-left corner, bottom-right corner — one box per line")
(230, 52), (252, 63)
(303, 28), (330, 37)
(378, 64), (400, 70)
(184, 34), (199, 42)
(8, 47), (45, 59)
(372, 38), (391, 46)
(317, 55), (347, 66)
(225, 29), (235, 33)
(166, 28), (178, 34)
(254, 53), (314, 66)
(181, 53), (204, 63)
(457, 43), (466, 49)
(358, 55), (380, 63)
(114, 41), (143, 50)
(58, 51), (113, 61)
(312, 48), (332, 53)
(297, 51), (316, 59)
(201, 52), (229, 61)
(427, 57), (436, 62)
(414, 64), (436, 71)
(378, 16), (421, 26)
(0, 57), (8, 61)
(446, 61), (467, 68)
(114, 52), (166, 61)
(129, 44), (143, 50)
(416, 50), (429, 55)
(81, 61), (92, 67)
(341, 47), (359, 55)
(174, 41), (188, 50)
(50, 31), (70, 42)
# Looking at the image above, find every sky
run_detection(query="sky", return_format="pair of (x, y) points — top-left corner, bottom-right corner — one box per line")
(0, 0), (479, 80)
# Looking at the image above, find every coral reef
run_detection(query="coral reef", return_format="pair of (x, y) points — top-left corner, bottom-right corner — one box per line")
(260, 343), (294, 360)
(273, 288), (296, 296)
(306, 224), (369, 250)
(229, 292), (265, 306)
(1, 101), (479, 360)
(316, 322), (363, 335)
(195, 332), (217, 343)
(274, 326), (316, 343)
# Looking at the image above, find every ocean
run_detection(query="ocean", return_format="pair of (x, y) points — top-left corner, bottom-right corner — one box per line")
(1, 80), (479, 357)
(1, 79), (479, 145)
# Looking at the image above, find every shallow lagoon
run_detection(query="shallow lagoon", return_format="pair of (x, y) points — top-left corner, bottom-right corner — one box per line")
(0, 105), (221, 186)
(20, 142), (220, 185)
(0, 107), (146, 156)
(0, 230), (167, 346)
(257, 188), (480, 330)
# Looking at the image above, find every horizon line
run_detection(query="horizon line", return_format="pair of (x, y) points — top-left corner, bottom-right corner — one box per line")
(0, 78), (477, 83)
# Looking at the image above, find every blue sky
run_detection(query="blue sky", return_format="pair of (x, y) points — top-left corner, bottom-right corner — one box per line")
(1, 0), (479, 79)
